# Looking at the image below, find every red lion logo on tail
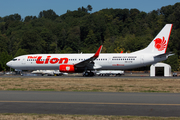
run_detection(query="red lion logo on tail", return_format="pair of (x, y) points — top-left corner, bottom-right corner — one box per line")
(154, 37), (166, 51)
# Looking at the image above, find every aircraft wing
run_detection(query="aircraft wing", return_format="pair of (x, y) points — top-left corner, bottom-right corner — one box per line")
(74, 45), (103, 68)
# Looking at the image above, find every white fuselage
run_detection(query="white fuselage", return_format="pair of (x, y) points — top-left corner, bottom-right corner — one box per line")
(6, 53), (167, 71)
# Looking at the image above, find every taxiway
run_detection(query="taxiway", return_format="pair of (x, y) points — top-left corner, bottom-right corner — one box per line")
(0, 91), (180, 117)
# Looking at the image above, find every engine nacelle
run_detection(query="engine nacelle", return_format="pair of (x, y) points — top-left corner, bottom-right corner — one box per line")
(59, 64), (75, 73)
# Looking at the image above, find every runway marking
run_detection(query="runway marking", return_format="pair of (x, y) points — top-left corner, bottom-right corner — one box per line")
(1, 101), (180, 106)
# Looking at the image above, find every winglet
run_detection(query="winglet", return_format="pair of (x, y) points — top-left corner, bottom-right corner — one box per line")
(93, 45), (103, 58)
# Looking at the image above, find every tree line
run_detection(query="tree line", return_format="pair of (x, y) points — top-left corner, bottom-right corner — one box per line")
(0, 3), (180, 71)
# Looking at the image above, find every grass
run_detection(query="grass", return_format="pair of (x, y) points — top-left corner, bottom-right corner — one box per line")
(0, 113), (180, 120)
(7, 88), (27, 91)
(32, 89), (55, 91)
(118, 89), (124, 91)
(1, 77), (180, 93)
(141, 90), (170, 93)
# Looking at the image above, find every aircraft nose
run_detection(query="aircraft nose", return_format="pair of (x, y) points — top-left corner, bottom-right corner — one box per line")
(6, 61), (12, 67)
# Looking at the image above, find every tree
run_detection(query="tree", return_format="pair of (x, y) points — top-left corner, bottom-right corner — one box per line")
(165, 55), (179, 71)
(66, 26), (81, 52)
(24, 16), (37, 22)
(87, 5), (92, 12)
(0, 51), (12, 71)
(0, 34), (8, 52)
(38, 9), (58, 20)
(114, 47), (125, 53)
(4, 14), (22, 22)
(84, 29), (97, 45)
(40, 28), (54, 53)
(21, 30), (45, 53)
(81, 7), (88, 13)
(14, 48), (27, 57)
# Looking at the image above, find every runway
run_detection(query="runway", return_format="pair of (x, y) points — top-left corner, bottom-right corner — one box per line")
(0, 91), (180, 117)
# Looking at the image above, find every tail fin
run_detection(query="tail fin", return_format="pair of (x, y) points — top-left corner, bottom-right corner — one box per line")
(133, 24), (173, 55)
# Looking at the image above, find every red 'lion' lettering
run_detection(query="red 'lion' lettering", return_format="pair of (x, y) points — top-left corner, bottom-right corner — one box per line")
(35, 56), (69, 64)
(50, 58), (59, 64)
(59, 58), (68, 64)
(36, 56), (44, 64)
(45, 56), (51, 64)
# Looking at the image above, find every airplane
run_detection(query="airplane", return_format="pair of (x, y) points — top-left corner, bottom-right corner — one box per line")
(6, 24), (173, 77)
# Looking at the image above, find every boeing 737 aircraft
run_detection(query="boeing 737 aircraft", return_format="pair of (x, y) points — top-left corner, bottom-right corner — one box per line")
(6, 24), (173, 76)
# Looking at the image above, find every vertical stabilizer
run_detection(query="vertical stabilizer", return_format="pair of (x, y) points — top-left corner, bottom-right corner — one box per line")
(133, 24), (173, 55)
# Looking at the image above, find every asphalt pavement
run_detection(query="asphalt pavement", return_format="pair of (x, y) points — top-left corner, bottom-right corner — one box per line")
(0, 91), (180, 117)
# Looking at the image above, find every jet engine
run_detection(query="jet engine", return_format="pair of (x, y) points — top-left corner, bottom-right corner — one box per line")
(59, 64), (75, 72)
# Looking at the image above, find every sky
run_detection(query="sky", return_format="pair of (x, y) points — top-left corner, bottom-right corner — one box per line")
(0, 0), (179, 19)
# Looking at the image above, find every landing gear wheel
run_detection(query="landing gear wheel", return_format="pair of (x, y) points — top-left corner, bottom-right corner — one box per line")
(84, 72), (94, 77)
(89, 72), (94, 76)
(84, 72), (89, 77)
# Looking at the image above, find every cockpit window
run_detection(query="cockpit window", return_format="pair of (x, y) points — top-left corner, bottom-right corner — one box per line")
(12, 59), (17, 61)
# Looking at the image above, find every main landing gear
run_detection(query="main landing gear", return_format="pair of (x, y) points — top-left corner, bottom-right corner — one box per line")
(83, 71), (95, 77)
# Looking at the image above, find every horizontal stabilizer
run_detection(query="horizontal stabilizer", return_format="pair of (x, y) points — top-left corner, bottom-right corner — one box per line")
(154, 52), (174, 58)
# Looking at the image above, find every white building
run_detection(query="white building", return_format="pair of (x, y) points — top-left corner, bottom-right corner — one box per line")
(150, 63), (171, 77)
